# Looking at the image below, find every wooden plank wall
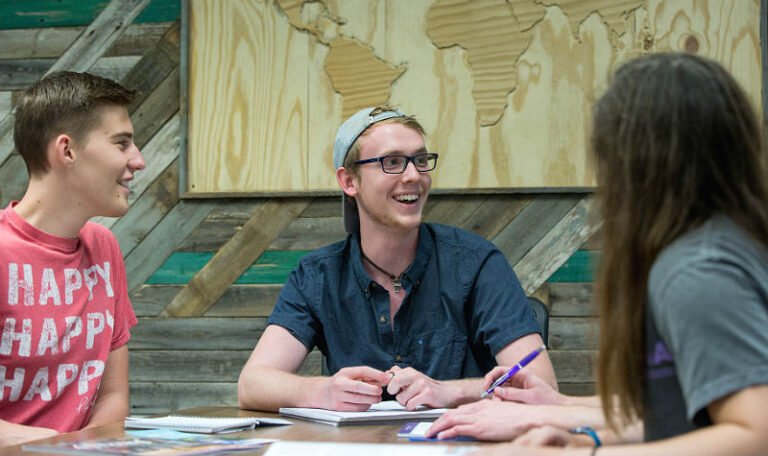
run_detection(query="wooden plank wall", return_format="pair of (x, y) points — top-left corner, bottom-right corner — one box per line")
(0, 0), (762, 415)
(128, 196), (601, 413)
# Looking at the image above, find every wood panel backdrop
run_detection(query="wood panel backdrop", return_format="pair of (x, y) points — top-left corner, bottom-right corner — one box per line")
(187, 0), (763, 194)
(0, 0), (763, 414)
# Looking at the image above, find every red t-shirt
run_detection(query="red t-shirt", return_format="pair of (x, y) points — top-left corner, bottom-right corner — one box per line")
(0, 203), (137, 432)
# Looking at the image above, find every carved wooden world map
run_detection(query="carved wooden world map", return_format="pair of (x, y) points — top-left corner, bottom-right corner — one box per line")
(187, 0), (761, 195)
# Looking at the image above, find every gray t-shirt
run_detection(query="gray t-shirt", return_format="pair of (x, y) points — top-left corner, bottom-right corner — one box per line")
(644, 215), (768, 441)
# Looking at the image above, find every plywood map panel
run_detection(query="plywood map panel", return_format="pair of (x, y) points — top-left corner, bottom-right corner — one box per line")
(187, 0), (761, 194)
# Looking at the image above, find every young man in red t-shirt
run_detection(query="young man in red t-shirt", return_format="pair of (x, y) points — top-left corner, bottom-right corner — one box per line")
(0, 72), (144, 446)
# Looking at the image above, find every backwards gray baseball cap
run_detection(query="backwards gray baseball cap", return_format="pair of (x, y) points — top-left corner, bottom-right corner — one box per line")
(333, 107), (406, 234)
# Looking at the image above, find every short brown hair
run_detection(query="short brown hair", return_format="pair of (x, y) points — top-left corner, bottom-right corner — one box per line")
(13, 71), (137, 175)
(342, 105), (426, 177)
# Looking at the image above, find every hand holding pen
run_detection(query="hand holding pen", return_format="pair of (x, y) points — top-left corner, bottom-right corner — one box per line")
(480, 344), (547, 398)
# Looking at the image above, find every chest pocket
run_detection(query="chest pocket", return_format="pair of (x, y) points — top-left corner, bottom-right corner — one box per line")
(405, 327), (467, 380)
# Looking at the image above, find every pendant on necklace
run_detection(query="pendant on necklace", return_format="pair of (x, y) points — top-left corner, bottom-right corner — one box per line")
(392, 277), (402, 293)
(360, 250), (404, 293)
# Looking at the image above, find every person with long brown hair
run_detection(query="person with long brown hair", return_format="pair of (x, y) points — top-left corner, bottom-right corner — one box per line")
(427, 53), (768, 454)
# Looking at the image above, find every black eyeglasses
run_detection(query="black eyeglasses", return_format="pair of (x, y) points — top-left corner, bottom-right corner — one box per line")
(353, 153), (438, 174)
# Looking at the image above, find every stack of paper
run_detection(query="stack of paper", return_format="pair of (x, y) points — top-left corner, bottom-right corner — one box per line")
(278, 400), (445, 426)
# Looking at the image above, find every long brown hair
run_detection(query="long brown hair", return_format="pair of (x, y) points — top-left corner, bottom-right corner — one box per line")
(593, 53), (768, 430)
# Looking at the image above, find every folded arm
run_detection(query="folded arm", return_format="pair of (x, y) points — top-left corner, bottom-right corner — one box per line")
(385, 366), (484, 410)
(84, 345), (130, 429)
(387, 332), (557, 411)
(427, 340), (607, 442)
(237, 325), (391, 412)
(0, 420), (58, 448)
(499, 384), (768, 455)
(609, 384), (768, 455)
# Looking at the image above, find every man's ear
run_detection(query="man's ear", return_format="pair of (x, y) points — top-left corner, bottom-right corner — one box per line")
(336, 167), (358, 198)
(50, 134), (75, 167)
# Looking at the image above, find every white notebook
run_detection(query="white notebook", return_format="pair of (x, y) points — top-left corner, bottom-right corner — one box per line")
(278, 400), (445, 426)
(124, 415), (292, 434)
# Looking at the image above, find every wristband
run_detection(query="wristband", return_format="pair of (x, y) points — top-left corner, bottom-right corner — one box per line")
(569, 425), (602, 447)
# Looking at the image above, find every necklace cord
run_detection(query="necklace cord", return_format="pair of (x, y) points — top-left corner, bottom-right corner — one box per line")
(360, 251), (404, 292)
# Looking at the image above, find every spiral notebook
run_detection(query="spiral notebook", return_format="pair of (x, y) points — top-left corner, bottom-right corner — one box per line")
(278, 400), (445, 426)
(124, 415), (292, 434)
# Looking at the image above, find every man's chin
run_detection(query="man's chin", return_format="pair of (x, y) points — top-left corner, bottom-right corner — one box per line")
(394, 215), (423, 232)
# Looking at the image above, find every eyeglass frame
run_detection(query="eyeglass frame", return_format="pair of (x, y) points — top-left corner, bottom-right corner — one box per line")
(352, 152), (439, 174)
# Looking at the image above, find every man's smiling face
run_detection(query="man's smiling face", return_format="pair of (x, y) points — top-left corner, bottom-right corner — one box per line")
(351, 122), (431, 234)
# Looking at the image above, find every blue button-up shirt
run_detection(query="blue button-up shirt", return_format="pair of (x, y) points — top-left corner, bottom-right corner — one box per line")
(268, 223), (540, 380)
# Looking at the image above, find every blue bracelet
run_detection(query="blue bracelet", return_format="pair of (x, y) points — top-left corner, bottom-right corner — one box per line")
(569, 426), (602, 447)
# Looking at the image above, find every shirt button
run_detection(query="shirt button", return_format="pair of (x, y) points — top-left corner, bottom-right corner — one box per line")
(395, 355), (402, 362)
(379, 315), (386, 324)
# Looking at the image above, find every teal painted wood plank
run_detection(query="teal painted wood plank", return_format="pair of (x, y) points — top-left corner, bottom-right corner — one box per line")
(546, 250), (599, 283)
(146, 249), (598, 286)
(0, 0), (179, 30)
(145, 250), (311, 285)
(144, 252), (207, 284)
(235, 250), (309, 285)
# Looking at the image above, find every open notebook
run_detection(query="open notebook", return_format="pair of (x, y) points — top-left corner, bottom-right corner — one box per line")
(278, 400), (446, 426)
(124, 415), (292, 434)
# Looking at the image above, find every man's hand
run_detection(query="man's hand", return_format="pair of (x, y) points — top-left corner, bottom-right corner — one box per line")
(320, 366), (391, 411)
(484, 368), (567, 405)
(0, 420), (58, 447)
(386, 366), (466, 410)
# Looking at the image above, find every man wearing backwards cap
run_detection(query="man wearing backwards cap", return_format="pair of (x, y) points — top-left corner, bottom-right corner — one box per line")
(238, 106), (556, 412)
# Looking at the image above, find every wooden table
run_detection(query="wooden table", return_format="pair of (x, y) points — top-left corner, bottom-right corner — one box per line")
(4, 406), (484, 455)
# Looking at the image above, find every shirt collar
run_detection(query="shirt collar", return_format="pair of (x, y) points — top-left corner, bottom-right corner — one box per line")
(349, 224), (433, 292)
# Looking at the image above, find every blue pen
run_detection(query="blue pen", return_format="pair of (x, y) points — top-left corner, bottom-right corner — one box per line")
(481, 344), (547, 398)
